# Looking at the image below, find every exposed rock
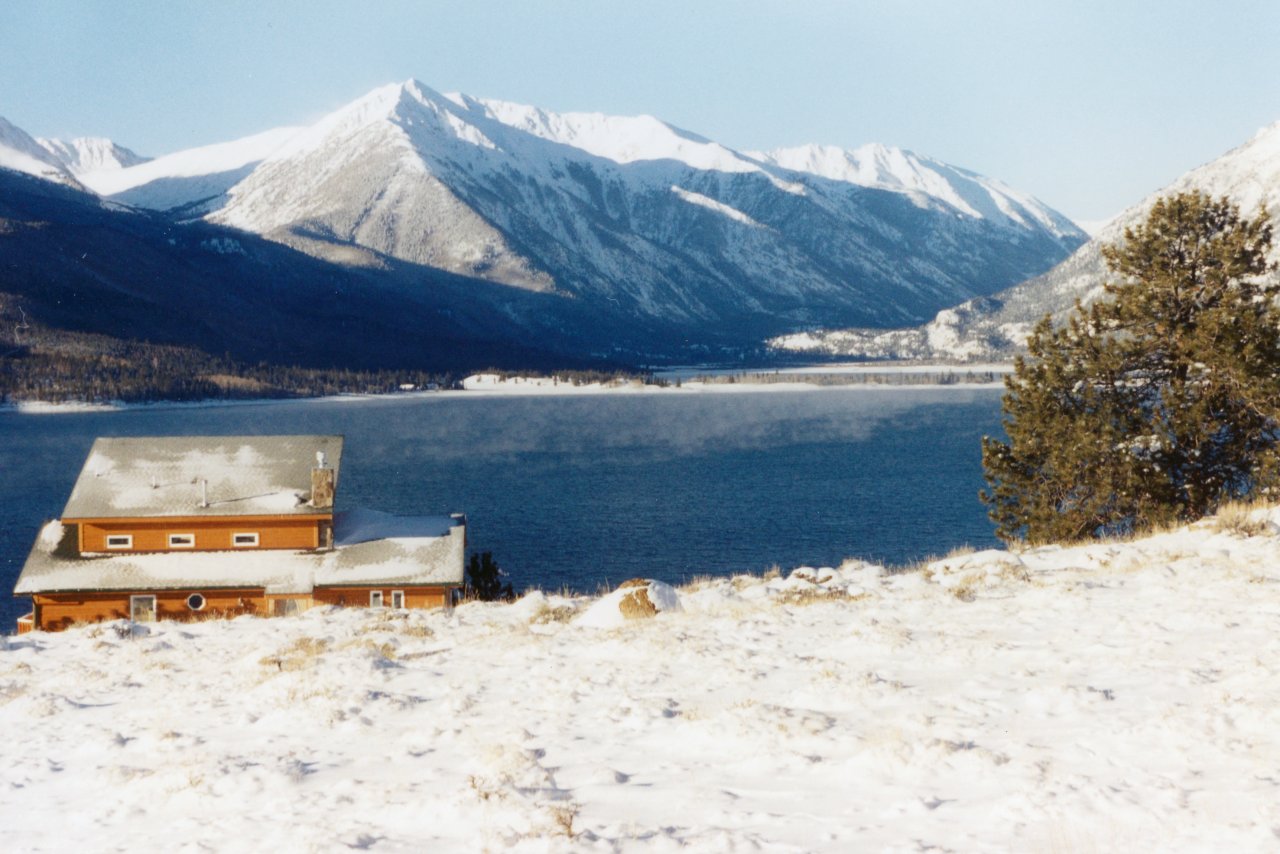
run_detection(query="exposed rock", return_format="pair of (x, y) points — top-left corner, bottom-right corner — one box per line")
(617, 578), (659, 620)
(576, 578), (682, 628)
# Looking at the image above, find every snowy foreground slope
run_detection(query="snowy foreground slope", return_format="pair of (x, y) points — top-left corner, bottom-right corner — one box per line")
(5, 510), (1280, 851)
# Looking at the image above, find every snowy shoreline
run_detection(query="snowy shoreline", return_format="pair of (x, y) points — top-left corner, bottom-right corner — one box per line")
(0, 368), (1007, 414)
(4, 504), (1280, 849)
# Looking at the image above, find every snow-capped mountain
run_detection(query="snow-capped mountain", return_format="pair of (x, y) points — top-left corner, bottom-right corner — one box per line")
(776, 120), (1280, 361)
(0, 116), (78, 186)
(3, 83), (1087, 352)
(750, 143), (1079, 238)
(72, 126), (302, 214)
(36, 136), (148, 175)
(194, 80), (1085, 333)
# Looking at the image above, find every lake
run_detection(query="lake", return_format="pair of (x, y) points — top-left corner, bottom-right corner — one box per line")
(0, 387), (1004, 628)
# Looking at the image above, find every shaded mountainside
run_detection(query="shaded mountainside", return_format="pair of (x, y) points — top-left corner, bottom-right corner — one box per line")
(0, 169), (650, 399)
(775, 119), (1280, 361)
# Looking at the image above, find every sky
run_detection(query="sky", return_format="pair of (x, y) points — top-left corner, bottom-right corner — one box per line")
(2, 0), (1279, 224)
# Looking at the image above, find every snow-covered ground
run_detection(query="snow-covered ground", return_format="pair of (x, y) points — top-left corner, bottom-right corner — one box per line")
(5, 505), (1280, 850)
(0, 369), (1003, 415)
(461, 372), (1005, 395)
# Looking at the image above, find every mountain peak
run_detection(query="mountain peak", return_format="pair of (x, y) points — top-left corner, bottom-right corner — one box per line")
(37, 135), (149, 174)
(0, 115), (76, 183)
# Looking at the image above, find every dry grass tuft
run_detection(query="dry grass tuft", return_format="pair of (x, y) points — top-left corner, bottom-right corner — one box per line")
(548, 803), (579, 837)
(259, 636), (331, 672)
(949, 575), (981, 602)
(1211, 498), (1272, 538)
(775, 587), (869, 606)
(530, 604), (577, 625)
(338, 638), (397, 660)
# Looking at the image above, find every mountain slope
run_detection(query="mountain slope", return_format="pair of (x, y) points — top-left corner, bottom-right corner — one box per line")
(0, 168), (636, 376)
(750, 142), (1079, 238)
(202, 80), (1086, 338)
(36, 136), (149, 174)
(5, 506), (1280, 849)
(75, 126), (303, 215)
(6, 86), (1086, 359)
(775, 120), (1280, 361)
(0, 117), (78, 186)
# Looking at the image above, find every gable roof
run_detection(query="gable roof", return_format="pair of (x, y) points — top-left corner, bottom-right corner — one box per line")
(61, 435), (343, 519)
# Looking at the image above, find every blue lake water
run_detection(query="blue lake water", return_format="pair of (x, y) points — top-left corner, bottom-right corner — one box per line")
(0, 388), (1004, 628)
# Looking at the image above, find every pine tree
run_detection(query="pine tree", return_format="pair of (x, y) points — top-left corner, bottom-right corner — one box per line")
(466, 552), (514, 601)
(982, 191), (1280, 543)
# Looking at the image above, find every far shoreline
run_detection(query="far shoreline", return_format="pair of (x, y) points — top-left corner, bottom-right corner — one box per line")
(1, 365), (1011, 415)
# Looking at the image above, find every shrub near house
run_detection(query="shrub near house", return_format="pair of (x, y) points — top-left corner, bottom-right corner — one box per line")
(14, 435), (465, 632)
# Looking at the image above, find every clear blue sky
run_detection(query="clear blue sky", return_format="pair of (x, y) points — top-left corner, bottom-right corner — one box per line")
(2, 0), (1278, 223)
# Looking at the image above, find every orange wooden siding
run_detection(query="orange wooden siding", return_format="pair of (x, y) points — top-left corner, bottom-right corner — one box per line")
(26, 583), (460, 632)
(72, 515), (328, 552)
(33, 589), (266, 632)
(26, 585), (457, 631)
(313, 586), (455, 609)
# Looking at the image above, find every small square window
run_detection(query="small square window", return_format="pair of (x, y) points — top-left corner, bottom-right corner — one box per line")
(391, 590), (405, 609)
(105, 535), (133, 550)
(130, 595), (156, 623)
(370, 591), (384, 608)
(232, 532), (260, 548)
(168, 533), (195, 549)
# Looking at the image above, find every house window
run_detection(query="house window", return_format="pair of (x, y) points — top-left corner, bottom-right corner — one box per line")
(370, 591), (384, 608)
(186, 593), (206, 611)
(105, 534), (133, 550)
(130, 595), (156, 623)
(168, 533), (195, 549)
(232, 532), (260, 548)
(391, 590), (405, 609)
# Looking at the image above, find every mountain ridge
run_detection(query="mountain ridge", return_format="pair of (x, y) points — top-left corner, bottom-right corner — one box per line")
(202, 79), (1087, 334)
(772, 118), (1280, 361)
(3, 81), (1089, 368)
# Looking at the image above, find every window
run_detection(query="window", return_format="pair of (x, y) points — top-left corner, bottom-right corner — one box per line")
(369, 591), (384, 608)
(391, 590), (405, 609)
(130, 595), (156, 623)
(168, 533), (195, 549)
(105, 534), (133, 550)
(232, 532), (260, 548)
(186, 593), (206, 611)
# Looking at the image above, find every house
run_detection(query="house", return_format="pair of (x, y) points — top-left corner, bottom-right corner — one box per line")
(14, 435), (465, 633)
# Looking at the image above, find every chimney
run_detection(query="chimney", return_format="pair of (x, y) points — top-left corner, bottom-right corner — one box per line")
(310, 451), (335, 509)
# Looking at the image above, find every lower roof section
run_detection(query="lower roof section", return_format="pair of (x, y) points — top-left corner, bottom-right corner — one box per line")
(14, 508), (465, 595)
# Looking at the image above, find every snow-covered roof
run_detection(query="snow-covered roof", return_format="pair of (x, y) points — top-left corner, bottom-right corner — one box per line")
(14, 509), (464, 594)
(61, 435), (343, 519)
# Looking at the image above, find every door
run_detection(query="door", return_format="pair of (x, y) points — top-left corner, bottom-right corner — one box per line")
(130, 595), (157, 623)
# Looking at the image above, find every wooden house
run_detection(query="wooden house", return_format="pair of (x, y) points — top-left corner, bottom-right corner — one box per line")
(14, 435), (465, 633)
